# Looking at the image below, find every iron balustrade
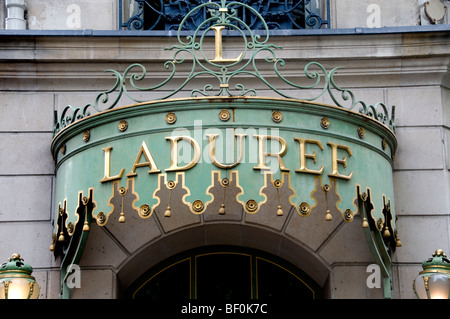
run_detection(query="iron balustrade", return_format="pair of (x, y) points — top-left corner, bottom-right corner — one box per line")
(119, 0), (330, 31)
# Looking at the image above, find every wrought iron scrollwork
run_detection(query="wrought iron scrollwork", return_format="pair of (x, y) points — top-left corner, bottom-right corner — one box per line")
(54, 0), (394, 135)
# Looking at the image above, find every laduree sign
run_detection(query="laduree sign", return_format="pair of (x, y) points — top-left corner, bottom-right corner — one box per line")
(49, 0), (399, 298)
(51, 96), (397, 242)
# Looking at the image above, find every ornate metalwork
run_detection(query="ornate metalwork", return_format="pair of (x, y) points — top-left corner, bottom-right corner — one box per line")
(320, 117), (330, 129)
(53, 0), (395, 136)
(271, 110), (283, 122)
(120, 0), (330, 31)
(218, 109), (231, 121)
(246, 199), (258, 212)
(118, 119), (128, 132)
(165, 112), (177, 124)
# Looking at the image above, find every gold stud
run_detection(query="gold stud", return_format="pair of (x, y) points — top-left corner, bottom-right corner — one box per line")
(83, 130), (90, 142)
(192, 200), (204, 213)
(321, 117), (330, 129)
(358, 127), (365, 139)
(272, 110), (283, 123)
(246, 199), (258, 212)
(219, 109), (231, 122)
(140, 204), (151, 217)
(166, 112), (176, 124)
(118, 119), (128, 132)
(299, 202), (310, 216)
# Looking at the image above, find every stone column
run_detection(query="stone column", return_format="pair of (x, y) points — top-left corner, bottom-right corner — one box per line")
(5, 0), (27, 30)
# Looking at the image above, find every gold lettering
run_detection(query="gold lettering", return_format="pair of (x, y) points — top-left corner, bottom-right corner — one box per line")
(165, 136), (201, 171)
(207, 133), (247, 169)
(127, 141), (161, 177)
(209, 26), (244, 63)
(253, 135), (290, 172)
(327, 142), (353, 180)
(294, 138), (325, 175)
(100, 147), (125, 183)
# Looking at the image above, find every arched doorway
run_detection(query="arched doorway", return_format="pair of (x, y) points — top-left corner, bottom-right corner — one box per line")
(126, 245), (321, 300)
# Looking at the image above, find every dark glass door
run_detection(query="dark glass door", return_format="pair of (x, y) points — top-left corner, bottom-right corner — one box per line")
(129, 246), (319, 300)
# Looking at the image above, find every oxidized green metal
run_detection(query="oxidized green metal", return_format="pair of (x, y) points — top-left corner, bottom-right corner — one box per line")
(50, 0), (399, 299)
(51, 96), (399, 298)
(52, 97), (397, 225)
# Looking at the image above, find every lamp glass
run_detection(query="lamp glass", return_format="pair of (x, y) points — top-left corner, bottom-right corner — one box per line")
(0, 278), (40, 299)
(0, 280), (6, 299)
(428, 274), (450, 299)
(8, 278), (32, 299)
(414, 275), (428, 299)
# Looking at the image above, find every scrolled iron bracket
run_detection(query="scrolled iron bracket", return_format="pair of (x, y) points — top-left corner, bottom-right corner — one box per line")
(53, 0), (395, 135)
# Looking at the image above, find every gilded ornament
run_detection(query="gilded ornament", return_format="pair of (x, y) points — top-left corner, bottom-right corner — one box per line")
(357, 127), (365, 139)
(273, 179), (282, 188)
(360, 192), (368, 201)
(299, 202), (310, 215)
(50, 234), (56, 251)
(61, 144), (66, 155)
(271, 110), (283, 123)
(118, 119), (128, 132)
(82, 220), (90, 232)
(83, 130), (90, 142)
(164, 205), (171, 217)
(322, 184), (330, 192)
(383, 226), (391, 238)
(276, 205), (283, 216)
(97, 212), (106, 225)
(376, 218), (384, 231)
(82, 196), (89, 205)
(221, 178), (229, 187)
(246, 199), (258, 212)
(321, 117), (330, 129)
(325, 209), (332, 221)
(67, 222), (74, 235)
(219, 109), (231, 121)
(192, 200), (204, 212)
(119, 187), (127, 195)
(166, 112), (177, 124)
(382, 139), (387, 150)
(362, 217), (369, 228)
(167, 180), (176, 189)
(139, 204), (151, 217)
(344, 209), (353, 222)
(219, 203), (226, 215)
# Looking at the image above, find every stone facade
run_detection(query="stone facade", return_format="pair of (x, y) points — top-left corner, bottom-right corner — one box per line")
(0, 0), (449, 299)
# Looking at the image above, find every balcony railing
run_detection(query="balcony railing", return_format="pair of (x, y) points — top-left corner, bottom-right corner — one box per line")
(119, 0), (330, 31)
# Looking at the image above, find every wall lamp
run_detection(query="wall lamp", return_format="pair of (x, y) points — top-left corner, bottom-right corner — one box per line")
(0, 253), (40, 299)
(413, 249), (450, 299)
